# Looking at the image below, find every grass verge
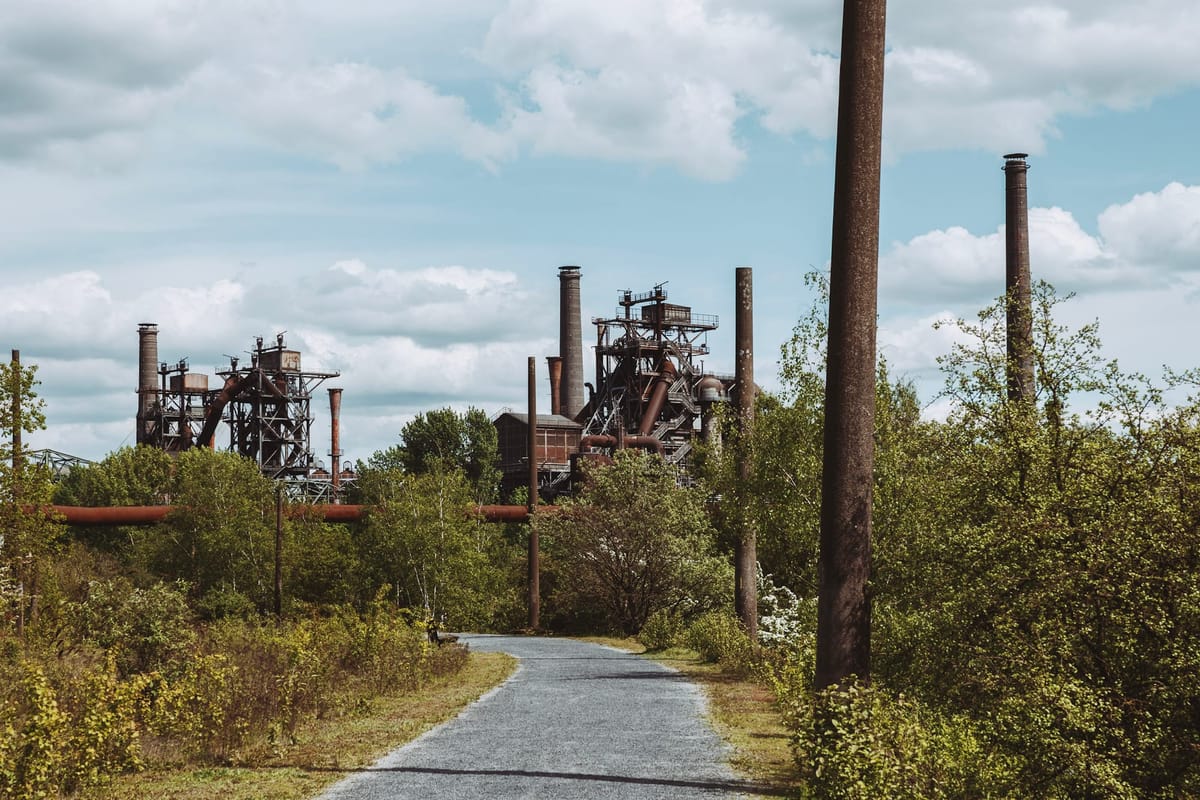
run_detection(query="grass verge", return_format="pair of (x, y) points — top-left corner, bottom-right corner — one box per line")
(578, 636), (800, 798)
(85, 650), (517, 800)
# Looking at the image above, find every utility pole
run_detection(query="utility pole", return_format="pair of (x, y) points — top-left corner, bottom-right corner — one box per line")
(274, 485), (284, 619)
(734, 268), (757, 638)
(816, 0), (887, 690)
(527, 356), (540, 630)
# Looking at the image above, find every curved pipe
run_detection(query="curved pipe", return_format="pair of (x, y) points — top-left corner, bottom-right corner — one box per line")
(623, 435), (665, 455)
(638, 360), (677, 436)
(580, 434), (617, 450)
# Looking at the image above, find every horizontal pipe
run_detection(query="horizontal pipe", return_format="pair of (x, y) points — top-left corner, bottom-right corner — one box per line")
(30, 503), (540, 526)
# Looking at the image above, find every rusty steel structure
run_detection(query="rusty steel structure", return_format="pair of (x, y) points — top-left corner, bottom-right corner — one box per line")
(134, 327), (348, 498)
(576, 283), (728, 468)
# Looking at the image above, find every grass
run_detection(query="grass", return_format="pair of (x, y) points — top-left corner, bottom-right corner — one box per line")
(85, 650), (516, 800)
(577, 635), (801, 798)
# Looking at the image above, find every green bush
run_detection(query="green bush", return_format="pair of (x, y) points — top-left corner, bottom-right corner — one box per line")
(781, 679), (1016, 800)
(683, 611), (757, 676)
(638, 608), (684, 650)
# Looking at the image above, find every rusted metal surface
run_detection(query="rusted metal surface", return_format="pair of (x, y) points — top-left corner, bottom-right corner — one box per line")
(622, 435), (665, 455)
(44, 503), (536, 525)
(546, 356), (563, 416)
(559, 266), (585, 420)
(637, 360), (677, 436)
(817, 0), (887, 690)
(1004, 153), (1035, 403)
(328, 387), (343, 500)
(734, 267), (757, 638)
(527, 355), (541, 629)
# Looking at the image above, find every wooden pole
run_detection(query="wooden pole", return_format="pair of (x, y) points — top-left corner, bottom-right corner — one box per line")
(527, 356), (540, 630)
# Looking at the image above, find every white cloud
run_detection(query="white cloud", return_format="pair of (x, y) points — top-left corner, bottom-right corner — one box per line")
(879, 184), (1200, 307)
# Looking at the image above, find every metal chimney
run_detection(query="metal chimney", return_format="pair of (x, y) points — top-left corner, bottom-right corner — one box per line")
(558, 266), (584, 420)
(1003, 153), (1035, 403)
(546, 356), (563, 416)
(328, 387), (343, 501)
(136, 324), (159, 445)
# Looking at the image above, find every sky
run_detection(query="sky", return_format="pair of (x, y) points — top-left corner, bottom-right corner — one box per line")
(2, 0), (1200, 465)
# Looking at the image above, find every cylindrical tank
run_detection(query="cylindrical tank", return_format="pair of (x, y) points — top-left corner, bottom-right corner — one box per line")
(558, 266), (584, 420)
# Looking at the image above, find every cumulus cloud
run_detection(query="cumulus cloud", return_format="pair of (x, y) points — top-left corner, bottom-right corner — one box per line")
(880, 182), (1200, 307)
(3, 0), (1198, 177)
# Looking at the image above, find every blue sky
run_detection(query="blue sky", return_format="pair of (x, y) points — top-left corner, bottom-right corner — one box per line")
(2, 0), (1199, 463)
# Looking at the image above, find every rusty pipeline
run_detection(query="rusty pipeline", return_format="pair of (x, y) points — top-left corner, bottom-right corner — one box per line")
(35, 503), (538, 526)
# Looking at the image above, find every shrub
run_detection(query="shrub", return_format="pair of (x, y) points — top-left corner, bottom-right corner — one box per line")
(638, 608), (684, 650)
(780, 679), (1017, 800)
(684, 611), (757, 676)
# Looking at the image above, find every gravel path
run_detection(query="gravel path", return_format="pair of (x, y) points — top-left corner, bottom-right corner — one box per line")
(317, 634), (768, 799)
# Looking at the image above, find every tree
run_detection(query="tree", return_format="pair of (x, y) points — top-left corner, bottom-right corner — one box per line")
(536, 450), (730, 635)
(1, 356), (61, 637)
(355, 465), (507, 629)
(141, 449), (275, 616)
(390, 407), (501, 503)
(54, 446), (173, 507)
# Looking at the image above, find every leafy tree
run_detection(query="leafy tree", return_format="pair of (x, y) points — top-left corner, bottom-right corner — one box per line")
(0, 357), (61, 636)
(536, 450), (731, 635)
(138, 449), (274, 615)
(355, 465), (507, 629)
(54, 446), (173, 507)
(386, 407), (501, 503)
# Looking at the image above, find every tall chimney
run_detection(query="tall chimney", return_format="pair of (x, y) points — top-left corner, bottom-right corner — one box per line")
(558, 266), (584, 420)
(328, 387), (343, 501)
(546, 356), (563, 416)
(1003, 154), (1035, 404)
(734, 267), (757, 638)
(136, 324), (159, 445)
(11, 350), (22, 481)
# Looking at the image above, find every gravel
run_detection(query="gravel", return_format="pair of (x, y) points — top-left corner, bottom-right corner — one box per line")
(316, 634), (762, 799)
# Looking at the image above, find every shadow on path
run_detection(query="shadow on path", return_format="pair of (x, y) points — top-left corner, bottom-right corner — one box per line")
(300, 764), (792, 796)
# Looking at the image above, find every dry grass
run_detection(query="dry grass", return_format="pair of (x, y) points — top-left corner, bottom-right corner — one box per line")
(84, 651), (516, 800)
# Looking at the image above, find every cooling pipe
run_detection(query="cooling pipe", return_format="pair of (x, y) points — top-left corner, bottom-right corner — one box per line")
(558, 266), (584, 420)
(328, 387), (343, 501)
(136, 324), (158, 445)
(1003, 153), (1034, 403)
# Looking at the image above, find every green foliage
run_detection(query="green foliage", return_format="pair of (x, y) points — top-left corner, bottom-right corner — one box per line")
(637, 607), (684, 650)
(144, 449), (275, 612)
(683, 611), (758, 676)
(536, 450), (731, 635)
(780, 680), (1014, 800)
(356, 467), (509, 629)
(54, 445), (173, 507)
(377, 406), (502, 504)
(74, 579), (195, 676)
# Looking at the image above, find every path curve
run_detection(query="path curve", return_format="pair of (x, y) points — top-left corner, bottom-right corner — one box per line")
(317, 634), (760, 799)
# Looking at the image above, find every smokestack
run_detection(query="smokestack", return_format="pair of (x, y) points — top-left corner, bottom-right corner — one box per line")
(11, 350), (21, 480)
(1003, 153), (1034, 403)
(734, 267), (757, 638)
(558, 266), (584, 420)
(328, 387), (343, 501)
(136, 324), (159, 445)
(546, 356), (563, 416)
